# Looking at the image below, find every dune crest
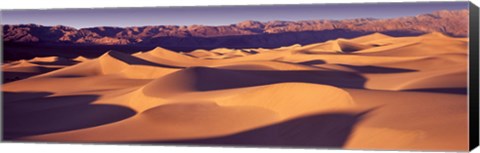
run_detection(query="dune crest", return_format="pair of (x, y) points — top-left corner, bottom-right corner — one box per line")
(73, 56), (90, 62)
(349, 32), (393, 43)
(2, 33), (469, 151)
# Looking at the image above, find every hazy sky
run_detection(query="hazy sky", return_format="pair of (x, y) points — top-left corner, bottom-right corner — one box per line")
(1, 1), (469, 29)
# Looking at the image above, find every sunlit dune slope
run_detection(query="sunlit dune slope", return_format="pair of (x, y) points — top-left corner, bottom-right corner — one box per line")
(2, 32), (469, 151)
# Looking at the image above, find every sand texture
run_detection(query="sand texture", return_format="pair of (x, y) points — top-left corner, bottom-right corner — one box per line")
(2, 32), (469, 151)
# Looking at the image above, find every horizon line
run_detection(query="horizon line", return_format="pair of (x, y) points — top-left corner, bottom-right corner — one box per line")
(2, 8), (468, 29)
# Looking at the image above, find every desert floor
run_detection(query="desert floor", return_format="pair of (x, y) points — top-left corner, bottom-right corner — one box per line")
(2, 32), (469, 151)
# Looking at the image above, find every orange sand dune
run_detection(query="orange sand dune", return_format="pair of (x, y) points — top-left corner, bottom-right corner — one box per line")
(2, 56), (79, 83)
(2, 32), (469, 151)
(299, 39), (372, 54)
(72, 56), (90, 62)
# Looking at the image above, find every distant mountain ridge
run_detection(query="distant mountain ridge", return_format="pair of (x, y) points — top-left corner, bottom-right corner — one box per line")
(2, 9), (468, 48)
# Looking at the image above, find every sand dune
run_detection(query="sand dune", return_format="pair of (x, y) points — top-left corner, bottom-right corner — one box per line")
(300, 39), (372, 54)
(349, 32), (393, 44)
(357, 32), (467, 56)
(2, 56), (79, 83)
(29, 56), (64, 63)
(2, 32), (469, 151)
(72, 56), (90, 62)
(187, 49), (220, 58)
(134, 47), (210, 67)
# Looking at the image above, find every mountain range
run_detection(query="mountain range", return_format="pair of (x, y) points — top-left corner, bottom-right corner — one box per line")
(3, 9), (468, 49)
(2, 9), (470, 61)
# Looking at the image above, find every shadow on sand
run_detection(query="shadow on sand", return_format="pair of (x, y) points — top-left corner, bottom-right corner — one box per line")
(337, 64), (417, 74)
(3, 67), (62, 83)
(3, 92), (136, 140)
(296, 60), (418, 74)
(160, 67), (367, 92)
(145, 110), (373, 148)
(402, 88), (468, 95)
(30, 60), (79, 66)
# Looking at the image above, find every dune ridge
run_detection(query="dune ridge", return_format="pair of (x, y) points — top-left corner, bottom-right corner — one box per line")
(2, 32), (469, 151)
